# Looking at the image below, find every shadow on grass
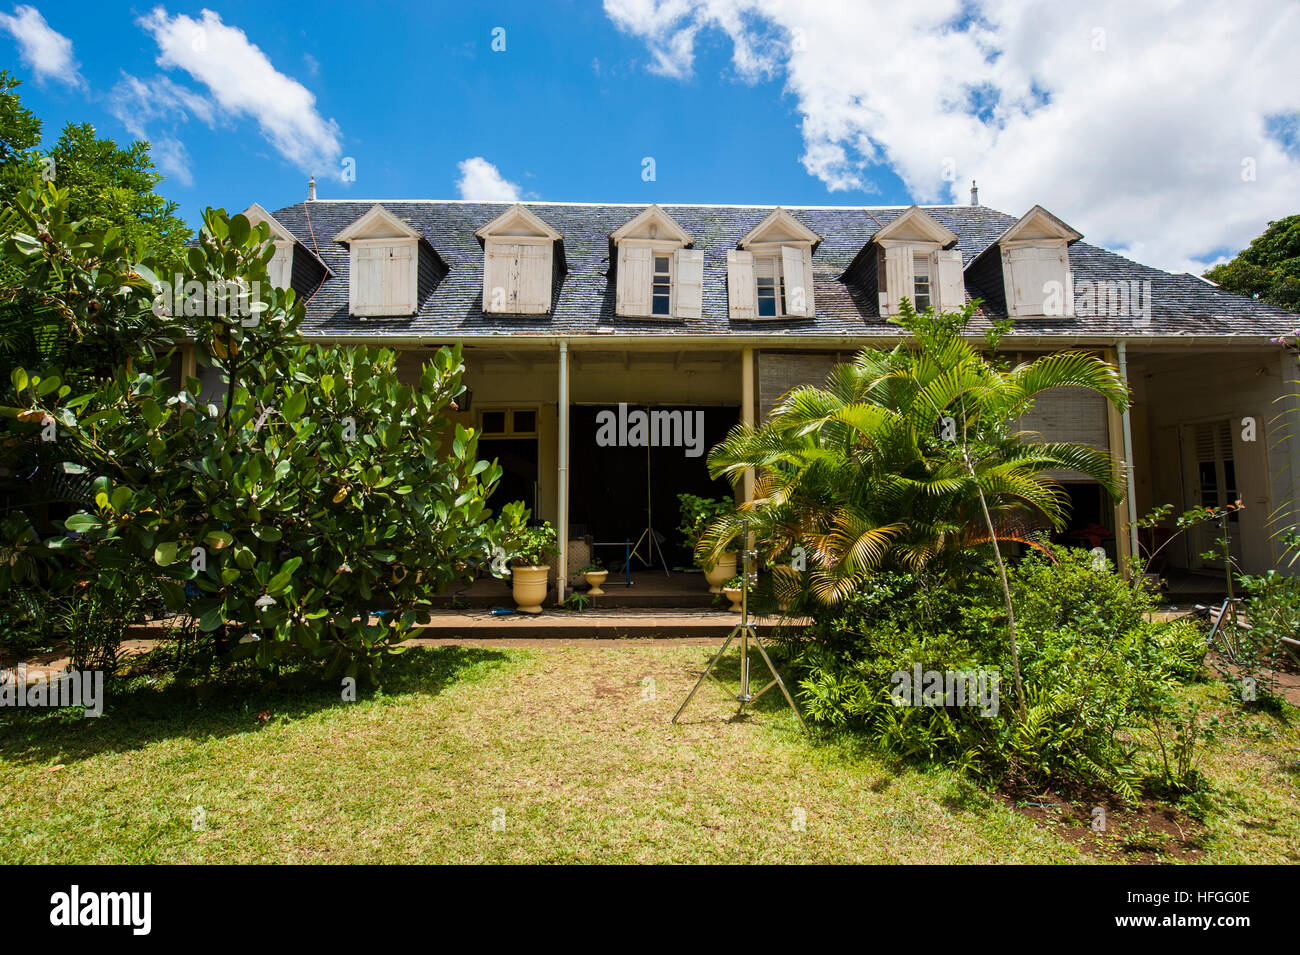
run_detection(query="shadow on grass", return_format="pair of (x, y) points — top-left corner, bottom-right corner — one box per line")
(0, 645), (513, 768)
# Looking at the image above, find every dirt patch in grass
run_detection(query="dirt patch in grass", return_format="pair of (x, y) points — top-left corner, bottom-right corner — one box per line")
(999, 783), (1207, 864)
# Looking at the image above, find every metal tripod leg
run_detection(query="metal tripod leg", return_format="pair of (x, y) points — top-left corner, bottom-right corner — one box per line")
(672, 621), (807, 732)
(671, 627), (738, 725)
(743, 629), (809, 733)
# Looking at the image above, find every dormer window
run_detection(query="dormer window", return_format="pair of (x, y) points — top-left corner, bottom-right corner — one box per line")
(868, 205), (964, 317)
(241, 203), (296, 290)
(988, 206), (1083, 318)
(334, 204), (433, 317)
(727, 208), (821, 320)
(913, 252), (932, 311)
(652, 254), (672, 316)
(475, 204), (563, 315)
(240, 202), (328, 298)
(755, 256), (786, 316)
(610, 205), (700, 319)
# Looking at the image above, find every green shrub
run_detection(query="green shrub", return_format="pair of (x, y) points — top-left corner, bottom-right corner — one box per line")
(495, 501), (558, 567)
(788, 549), (1205, 797)
(676, 493), (733, 568)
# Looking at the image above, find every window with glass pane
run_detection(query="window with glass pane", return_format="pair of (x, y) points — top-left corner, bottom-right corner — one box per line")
(913, 253), (932, 311)
(481, 410), (507, 435)
(755, 257), (786, 317)
(652, 256), (671, 316)
(512, 410), (537, 435)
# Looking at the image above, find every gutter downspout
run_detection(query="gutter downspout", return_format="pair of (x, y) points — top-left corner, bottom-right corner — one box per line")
(557, 340), (569, 604)
(1118, 341), (1140, 563)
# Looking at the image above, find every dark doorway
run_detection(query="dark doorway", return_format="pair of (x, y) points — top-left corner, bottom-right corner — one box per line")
(568, 404), (738, 567)
(480, 437), (539, 516)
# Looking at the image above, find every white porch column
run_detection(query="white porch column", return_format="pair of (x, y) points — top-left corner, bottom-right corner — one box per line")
(557, 340), (569, 603)
(742, 347), (755, 505)
(1118, 341), (1140, 563)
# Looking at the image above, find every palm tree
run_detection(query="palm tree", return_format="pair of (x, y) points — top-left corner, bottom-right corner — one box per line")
(698, 302), (1130, 715)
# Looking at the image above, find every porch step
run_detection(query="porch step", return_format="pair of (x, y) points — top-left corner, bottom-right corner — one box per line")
(432, 572), (722, 611)
(414, 609), (806, 639)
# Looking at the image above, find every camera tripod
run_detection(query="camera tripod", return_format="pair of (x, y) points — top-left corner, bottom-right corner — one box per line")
(671, 532), (807, 731)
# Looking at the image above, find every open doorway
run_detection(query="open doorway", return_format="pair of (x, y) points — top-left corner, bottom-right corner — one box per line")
(568, 404), (738, 567)
(479, 407), (539, 516)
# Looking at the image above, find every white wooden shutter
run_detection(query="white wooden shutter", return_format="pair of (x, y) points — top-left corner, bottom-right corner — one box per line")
(1003, 245), (1067, 317)
(727, 250), (756, 319)
(268, 245), (292, 290)
(782, 245), (814, 316)
(616, 244), (652, 317)
(674, 248), (703, 319)
(517, 243), (552, 313)
(483, 241), (517, 313)
(385, 242), (415, 314)
(880, 246), (915, 316)
(934, 248), (965, 310)
(351, 244), (386, 316)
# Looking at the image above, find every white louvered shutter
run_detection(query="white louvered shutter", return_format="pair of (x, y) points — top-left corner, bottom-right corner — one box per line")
(517, 243), (552, 313)
(880, 246), (915, 316)
(782, 245), (813, 316)
(934, 249), (965, 310)
(727, 250), (756, 319)
(674, 248), (703, 319)
(617, 244), (652, 317)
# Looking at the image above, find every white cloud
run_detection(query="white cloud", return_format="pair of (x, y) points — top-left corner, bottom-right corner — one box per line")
(137, 6), (343, 176)
(604, 0), (1300, 272)
(456, 157), (522, 201)
(150, 135), (195, 187)
(0, 4), (81, 86)
(109, 73), (217, 141)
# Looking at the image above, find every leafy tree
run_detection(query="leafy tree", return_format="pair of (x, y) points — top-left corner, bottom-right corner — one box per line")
(698, 301), (1130, 714)
(42, 123), (191, 262)
(0, 70), (40, 172)
(3, 193), (501, 678)
(0, 75), (192, 389)
(1204, 215), (1300, 312)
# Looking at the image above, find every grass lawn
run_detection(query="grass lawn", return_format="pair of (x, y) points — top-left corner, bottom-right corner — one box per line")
(1, 643), (1297, 864)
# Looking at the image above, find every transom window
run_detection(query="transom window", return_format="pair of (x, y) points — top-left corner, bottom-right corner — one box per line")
(652, 256), (672, 316)
(755, 256), (787, 317)
(913, 253), (932, 311)
(480, 408), (538, 437)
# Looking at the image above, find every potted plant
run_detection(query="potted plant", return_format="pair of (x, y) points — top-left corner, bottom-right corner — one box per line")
(578, 561), (608, 595)
(495, 501), (559, 614)
(677, 492), (737, 593)
(721, 574), (744, 612)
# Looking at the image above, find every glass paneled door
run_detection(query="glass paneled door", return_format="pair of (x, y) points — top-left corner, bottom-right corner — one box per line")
(1180, 419), (1243, 569)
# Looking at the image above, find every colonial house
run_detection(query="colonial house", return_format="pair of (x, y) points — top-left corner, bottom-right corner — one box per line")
(206, 187), (1300, 599)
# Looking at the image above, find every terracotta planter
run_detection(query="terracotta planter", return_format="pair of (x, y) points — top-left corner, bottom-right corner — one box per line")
(722, 587), (743, 612)
(511, 565), (550, 614)
(703, 553), (737, 594)
(584, 570), (608, 595)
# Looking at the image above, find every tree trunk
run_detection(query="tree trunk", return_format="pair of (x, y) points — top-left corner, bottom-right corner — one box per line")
(973, 477), (1027, 719)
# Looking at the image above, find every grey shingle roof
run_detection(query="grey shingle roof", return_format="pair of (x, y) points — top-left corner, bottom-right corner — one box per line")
(265, 200), (1299, 342)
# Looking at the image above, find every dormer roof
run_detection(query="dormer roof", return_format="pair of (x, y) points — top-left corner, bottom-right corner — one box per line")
(609, 204), (693, 245)
(739, 206), (822, 251)
(334, 203), (424, 243)
(869, 205), (959, 247)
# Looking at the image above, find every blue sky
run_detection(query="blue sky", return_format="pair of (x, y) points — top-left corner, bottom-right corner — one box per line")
(3, 2), (899, 214)
(3, 1), (1299, 272)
